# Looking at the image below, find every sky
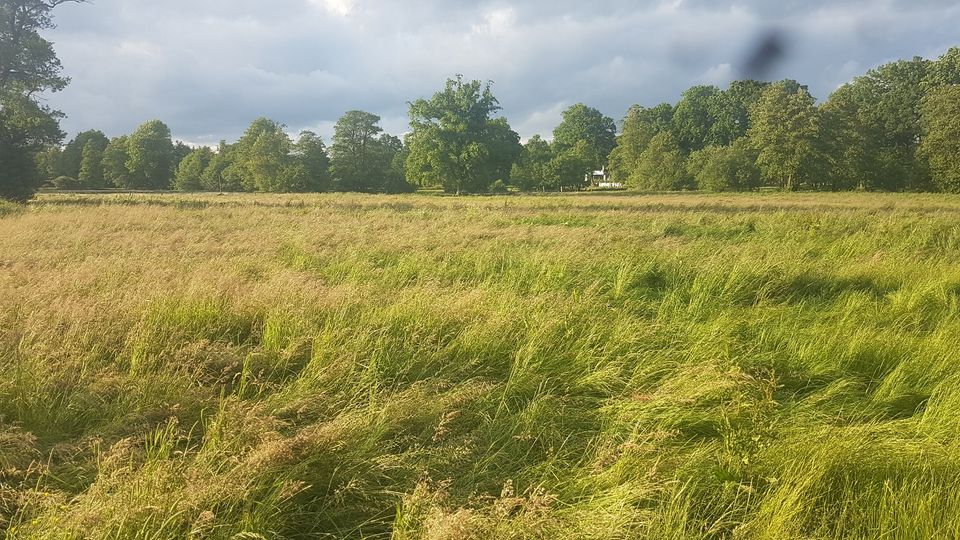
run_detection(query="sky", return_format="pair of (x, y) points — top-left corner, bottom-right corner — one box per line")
(43, 0), (960, 146)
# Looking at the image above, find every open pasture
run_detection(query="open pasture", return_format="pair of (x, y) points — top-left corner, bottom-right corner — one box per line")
(2, 192), (960, 539)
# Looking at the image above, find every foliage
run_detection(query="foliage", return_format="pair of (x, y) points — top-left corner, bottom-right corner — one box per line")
(0, 0), (78, 201)
(545, 139), (592, 191)
(102, 136), (131, 189)
(608, 104), (673, 184)
(687, 139), (761, 192)
(173, 147), (214, 192)
(406, 76), (521, 194)
(200, 141), (238, 192)
(748, 81), (825, 190)
(0, 92), (63, 201)
(672, 85), (721, 153)
(708, 79), (769, 146)
(489, 178), (508, 194)
(630, 131), (690, 190)
(292, 131), (331, 192)
(923, 47), (960, 89)
(78, 139), (106, 188)
(51, 175), (80, 189)
(510, 135), (553, 192)
(125, 120), (176, 190)
(330, 111), (409, 193)
(552, 103), (616, 168)
(49, 130), (108, 181)
(829, 57), (932, 191)
(920, 85), (960, 193)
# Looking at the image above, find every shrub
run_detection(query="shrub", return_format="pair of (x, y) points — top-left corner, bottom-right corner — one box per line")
(52, 176), (83, 190)
(490, 179), (509, 194)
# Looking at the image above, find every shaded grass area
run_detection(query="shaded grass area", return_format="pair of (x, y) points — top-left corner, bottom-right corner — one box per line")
(2, 192), (960, 538)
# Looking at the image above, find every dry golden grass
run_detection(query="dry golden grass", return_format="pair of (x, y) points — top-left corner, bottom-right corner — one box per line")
(2, 191), (960, 539)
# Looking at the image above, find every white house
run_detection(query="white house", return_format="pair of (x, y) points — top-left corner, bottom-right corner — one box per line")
(586, 167), (624, 189)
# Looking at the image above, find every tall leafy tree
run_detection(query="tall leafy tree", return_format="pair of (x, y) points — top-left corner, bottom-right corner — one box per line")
(833, 57), (931, 190)
(126, 120), (175, 189)
(102, 135), (130, 188)
(35, 145), (63, 183)
(748, 82), (825, 190)
(292, 131), (331, 192)
(919, 86), (960, 193)
(609, 105), (668, 184)
(630, 132), (690, 191)
(552, 103), (616, 168)
(58, 129), (108, 180)
(78, 139), (105, 188)
(820, 84), (874, 191)
(173, 147), (214, 191)
(230, 118), (295, 192)
(510, 135), (553, 191)
(200, 141), (239, 192)
(687, 140), (760, 192)
(546, 140), (592, 191)
(171, 141), (192, 172)
(0, 0), (81, 201)
(330, 110), (389, 192)
(671, 85), (721, 153)
(374, 134), (415, 193)
(708, 80), (769, 146)
(406, 76), (520, 194)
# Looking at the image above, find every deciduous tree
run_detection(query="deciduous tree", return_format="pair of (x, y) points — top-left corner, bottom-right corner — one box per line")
(78, 139), (105, 188)
(748, 82), (825, 190)
(406, 76), (520, 194)
(510, 135), (553, 191)
(553, 103), (616, 168)
(687, 139), (760, 192)
(920, 86), (960, 193)
(173, 147), (214, 191)
(631, 132), (690, 191)
(608, 104), (674, 185)
(0, 0), (82, 201)
(102, 136), (130, 188)
(126, 120), (175, 189)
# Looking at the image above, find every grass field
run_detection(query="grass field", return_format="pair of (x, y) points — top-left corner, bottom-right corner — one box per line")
(3, 192), (960, 539)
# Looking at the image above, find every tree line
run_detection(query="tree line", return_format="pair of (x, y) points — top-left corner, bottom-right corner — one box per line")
(3, 1), (960, 201)
(39, 113), (414, 194)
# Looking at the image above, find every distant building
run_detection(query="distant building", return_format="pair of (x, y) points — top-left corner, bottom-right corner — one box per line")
(586, 167), (623, 189)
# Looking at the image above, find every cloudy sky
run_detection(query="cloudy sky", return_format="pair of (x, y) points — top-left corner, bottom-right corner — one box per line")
(44, 0), (960, 145)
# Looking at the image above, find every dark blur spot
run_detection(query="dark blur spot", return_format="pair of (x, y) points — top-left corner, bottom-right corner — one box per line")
(740, 30), (789, 80)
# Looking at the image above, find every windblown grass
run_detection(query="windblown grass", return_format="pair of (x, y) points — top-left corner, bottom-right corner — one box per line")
(2, 191), (960, 538)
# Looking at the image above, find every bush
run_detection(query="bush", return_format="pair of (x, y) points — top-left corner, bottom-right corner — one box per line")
(52, 176), (83, 190)
(688, 140), (761, 192)
(490, 179), (509, 194)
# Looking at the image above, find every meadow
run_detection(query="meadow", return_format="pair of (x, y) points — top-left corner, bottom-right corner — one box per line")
(2, 191), (960, 539)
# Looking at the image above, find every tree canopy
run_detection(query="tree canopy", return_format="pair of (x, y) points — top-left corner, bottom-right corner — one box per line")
(748, 82), (825, 191)
(920, 85), (960, 193)
(553, 104), (616, 169)
(330, 111), (410, 193)
(406, 76), (520, 194)
(23, 46), (960, 197)
(0, 0), (80, 201)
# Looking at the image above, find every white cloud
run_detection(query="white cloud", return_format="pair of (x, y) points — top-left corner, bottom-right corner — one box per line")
(513, 101), (569, 142)
(699, 63), (733, 86)
(310, 0), (355, 17)
(472, 7), (516, 35)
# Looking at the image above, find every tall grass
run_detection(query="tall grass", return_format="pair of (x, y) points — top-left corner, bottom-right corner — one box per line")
(2, 192), (960, 538)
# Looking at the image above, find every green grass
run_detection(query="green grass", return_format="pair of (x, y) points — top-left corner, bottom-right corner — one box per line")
(2, 192), (960, 538)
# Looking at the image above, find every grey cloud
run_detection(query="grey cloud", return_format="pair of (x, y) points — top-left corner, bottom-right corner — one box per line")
(43, 0), (960, 145)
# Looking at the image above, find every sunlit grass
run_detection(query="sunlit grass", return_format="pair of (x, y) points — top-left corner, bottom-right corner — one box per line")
(2, 191), (960, 538)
